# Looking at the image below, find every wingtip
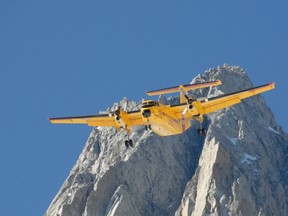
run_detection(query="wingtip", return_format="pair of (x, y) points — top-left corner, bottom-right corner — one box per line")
(216, 79), (222, 85)
(268, 82), (275, 88)
(146, 91), (152, 96)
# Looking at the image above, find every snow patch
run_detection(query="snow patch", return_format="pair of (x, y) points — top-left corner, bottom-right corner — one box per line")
(227, 137), (238, 145)
(97, 126), (104, 131)
(107, 195), (122, 216)
(241, 153), (258, 164)
(268, 127), (281, 135)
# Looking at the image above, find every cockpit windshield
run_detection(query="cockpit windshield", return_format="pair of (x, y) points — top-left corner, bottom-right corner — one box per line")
(141, 100), (159, 108)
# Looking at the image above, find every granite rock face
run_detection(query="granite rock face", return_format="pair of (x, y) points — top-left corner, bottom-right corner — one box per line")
(45, 65), (288, 216)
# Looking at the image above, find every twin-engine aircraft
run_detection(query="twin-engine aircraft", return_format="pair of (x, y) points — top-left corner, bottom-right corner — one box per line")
(49, 80), (275, 147)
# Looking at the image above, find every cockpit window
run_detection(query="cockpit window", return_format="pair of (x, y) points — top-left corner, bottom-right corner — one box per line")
(141, 101), (159, 108)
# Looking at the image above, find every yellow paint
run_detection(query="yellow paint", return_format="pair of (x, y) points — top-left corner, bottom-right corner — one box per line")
(49, 81), (275, 137)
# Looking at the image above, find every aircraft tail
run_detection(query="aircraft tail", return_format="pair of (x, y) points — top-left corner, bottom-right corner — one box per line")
(146, 80), (222, 96)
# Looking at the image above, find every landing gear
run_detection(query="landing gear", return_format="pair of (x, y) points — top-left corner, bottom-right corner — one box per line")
(197, 128), (206, 135)
(121, 127), (134, 148)
(145, 118), (152, 131)
(195, 115), (206, 135)
(124, 139), (133, 148)
(145, 124), (152, 130)
(124, 140), (129, 148)
(197, 122), (206, 135)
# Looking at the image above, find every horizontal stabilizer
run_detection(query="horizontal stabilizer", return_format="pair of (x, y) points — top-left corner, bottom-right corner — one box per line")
(146, 80), (222, 96)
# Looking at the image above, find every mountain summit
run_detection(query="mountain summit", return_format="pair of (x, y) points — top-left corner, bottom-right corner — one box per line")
(45, 65), (288, 216)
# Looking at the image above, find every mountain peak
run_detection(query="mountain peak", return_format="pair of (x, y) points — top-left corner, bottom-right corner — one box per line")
(45, 65), (288, 216)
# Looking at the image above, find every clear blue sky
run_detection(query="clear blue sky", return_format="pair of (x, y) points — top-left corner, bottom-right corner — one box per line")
(0, 1), (287, 215)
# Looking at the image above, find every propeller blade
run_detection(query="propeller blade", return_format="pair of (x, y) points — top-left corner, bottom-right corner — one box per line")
(182, 107), (188, 117)
(179, 87), (189, 100)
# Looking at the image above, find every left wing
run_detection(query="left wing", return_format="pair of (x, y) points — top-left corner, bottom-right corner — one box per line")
(49, 110), (143, 127)
(200, 82), (275, 115)
(172, 82), (275, 118)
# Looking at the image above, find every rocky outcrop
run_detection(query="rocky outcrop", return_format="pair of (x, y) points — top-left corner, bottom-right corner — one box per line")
(175, 66), (288, 216)
(45, 65), (288, 216)
(45, 99), (202, 216)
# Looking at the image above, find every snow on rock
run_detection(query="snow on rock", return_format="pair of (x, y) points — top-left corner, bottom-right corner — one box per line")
(227, 137), (238, 145)
(241, 153), (258, 164)
(176, 65), (288, 216)
(268, 126), (281, 135)
(45, 64), (288, 216)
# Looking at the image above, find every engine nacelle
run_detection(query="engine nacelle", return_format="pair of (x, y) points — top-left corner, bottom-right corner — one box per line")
(142, 109), (151, 118)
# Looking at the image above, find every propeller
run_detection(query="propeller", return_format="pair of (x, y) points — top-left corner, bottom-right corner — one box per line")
(110, 106), (127, 129)
(114, 106), (121, 120)
(109, 106), (132, 144)
(179, 86), (196, 117)
(108, 106), (120, 117)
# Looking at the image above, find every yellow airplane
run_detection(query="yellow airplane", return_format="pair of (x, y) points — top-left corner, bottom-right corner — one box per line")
(49, 80), (275, 147)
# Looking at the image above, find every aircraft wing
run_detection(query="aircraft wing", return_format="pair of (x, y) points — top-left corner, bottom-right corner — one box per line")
(123, 110), (144, 126)
(49, 114), (116, 126)
(172, 82), (275, 118)
(200, 82), (275, 114)
(49, 110), (143, 127)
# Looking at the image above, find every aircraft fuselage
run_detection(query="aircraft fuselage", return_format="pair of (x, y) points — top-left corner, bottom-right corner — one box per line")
(140, 100), (191, 136)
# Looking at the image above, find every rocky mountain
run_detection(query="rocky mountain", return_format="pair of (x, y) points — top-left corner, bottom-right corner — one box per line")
(45, 65), (288, 216)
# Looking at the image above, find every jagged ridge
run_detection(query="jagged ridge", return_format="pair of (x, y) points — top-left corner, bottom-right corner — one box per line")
(45, 65), (288, 216)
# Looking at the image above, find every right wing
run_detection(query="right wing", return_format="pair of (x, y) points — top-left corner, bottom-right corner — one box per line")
(49, 114), (116, 126)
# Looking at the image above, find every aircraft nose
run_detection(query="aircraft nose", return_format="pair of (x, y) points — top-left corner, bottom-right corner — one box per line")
(142, 109), (151, 118)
